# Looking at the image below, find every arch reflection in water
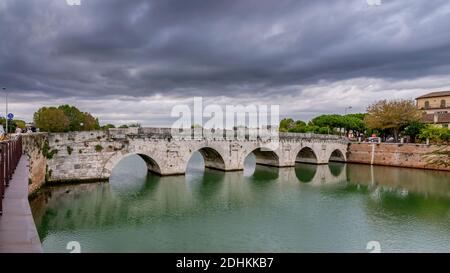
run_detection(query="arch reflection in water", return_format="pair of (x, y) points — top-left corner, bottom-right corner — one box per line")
(295, 162), (347, 185)
(109, 154), (150, 197)
(328, 162), (345, 177)
(185, 151), (226, 200)
(295, 163), (317, 183)
(249, 165), (279, 181)
(242, 152), (279, 181)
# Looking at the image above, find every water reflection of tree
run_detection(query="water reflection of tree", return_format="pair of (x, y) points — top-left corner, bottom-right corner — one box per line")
(338, 164), (450, 225)
(346, 164), (450, 198)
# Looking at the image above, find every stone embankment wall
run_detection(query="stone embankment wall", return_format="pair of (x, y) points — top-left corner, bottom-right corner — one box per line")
(22, 133), (48, 195)
(347, 143), (450, 171)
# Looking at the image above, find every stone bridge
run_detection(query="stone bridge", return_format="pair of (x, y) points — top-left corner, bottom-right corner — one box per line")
(23, 128), (349, 183)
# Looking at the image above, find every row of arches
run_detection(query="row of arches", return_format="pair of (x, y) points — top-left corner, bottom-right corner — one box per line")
(110, 146), (346, 176)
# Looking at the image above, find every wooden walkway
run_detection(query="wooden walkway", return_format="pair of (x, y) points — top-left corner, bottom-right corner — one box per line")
(0, 156), (42, 253)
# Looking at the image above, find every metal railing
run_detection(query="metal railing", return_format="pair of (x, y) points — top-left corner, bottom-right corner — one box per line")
(0, 135), (23, 216)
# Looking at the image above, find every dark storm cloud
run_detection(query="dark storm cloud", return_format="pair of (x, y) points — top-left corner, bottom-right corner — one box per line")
(0, 0), (448, 97)
(2, 0), (450, 123)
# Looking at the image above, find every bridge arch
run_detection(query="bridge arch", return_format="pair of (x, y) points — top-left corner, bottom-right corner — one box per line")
(101, 152), (162, 178)
(243, 147), (280, 168)
(295, 147), (318, 164)
(187, 147), (227, 171)
(328, 149), (346, 162)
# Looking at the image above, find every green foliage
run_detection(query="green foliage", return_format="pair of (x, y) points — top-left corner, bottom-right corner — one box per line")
(13, 119), (26, 129)
(34, 105), (100, 132)
(311, 114), (366, 135)
(34, 107), (70, 133)
(311, 114), (343, 128)
(101, 124), (116, 130)
(403, 121), (426, 142)
(0, 118), (27, 133)
(279, 118), (295, 132)
(42, 140), (59, 159)
(58, 105), (85, 131)
(317, 127), (330, 134)
(95, 144), (103, 152)
(118, 123), (141, 129)
(418, 125), (450, 143)
(279, 117), (333, 134)
(82, 112), (100, 131)
(281, 113), (366, 136)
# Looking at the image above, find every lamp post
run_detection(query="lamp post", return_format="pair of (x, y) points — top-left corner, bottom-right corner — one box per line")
(343, 106), (352, 137)
(2, 87), (6, 135)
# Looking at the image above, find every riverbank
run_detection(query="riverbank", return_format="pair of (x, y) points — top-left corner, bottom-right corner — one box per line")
(347, 142), (450, 171)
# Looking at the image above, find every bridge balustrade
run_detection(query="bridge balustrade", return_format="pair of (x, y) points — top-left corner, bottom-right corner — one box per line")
(0, 135), (23, 216)
(107, 127), (347, 142)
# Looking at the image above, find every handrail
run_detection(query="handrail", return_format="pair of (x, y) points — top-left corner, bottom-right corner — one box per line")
(0, 135), (23, 216)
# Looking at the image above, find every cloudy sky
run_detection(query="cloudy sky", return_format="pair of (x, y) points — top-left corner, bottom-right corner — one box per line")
(1, 0), (450, 126)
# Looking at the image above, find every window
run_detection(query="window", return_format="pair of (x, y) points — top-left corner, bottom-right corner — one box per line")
(424, 101), (430, 109)
(441, 99), (447, 108)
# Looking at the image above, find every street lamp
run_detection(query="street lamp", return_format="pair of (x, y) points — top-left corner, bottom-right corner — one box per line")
(1, 87), (6, 135)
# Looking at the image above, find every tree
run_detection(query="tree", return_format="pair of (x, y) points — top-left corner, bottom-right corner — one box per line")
(82, 112), (100, 131)
(34, 107), (70, 132)
(58, 105), (85, 131)
(101, 124), (116, 130)
(311, 115), (343, 130)
(403, 121), (425, 143)
(342, 114), (367, 136)
(365, 99), (422, 141)
(13, 119), (26, 130)
(0, 118), (27, 133)
(279, 118), (295, 132)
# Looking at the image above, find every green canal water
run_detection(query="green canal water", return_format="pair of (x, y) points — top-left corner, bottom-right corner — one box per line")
(30, 153), (450, 253)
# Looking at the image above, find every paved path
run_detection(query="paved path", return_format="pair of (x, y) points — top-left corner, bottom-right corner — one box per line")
(0, 156), (43, 253)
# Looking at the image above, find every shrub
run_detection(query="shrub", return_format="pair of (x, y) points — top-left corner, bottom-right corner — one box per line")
(95, 144), (103, 152)
(419, 125), (450, 144)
